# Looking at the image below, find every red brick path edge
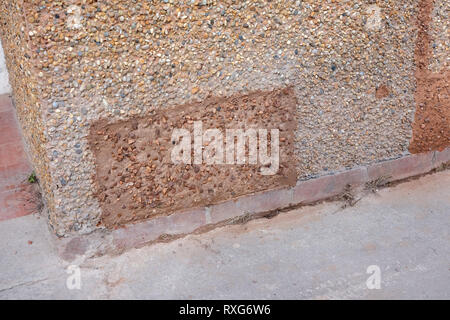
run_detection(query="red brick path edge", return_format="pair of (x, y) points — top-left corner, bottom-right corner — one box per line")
(0, 94), (39, 221)
(56, 147), (450, 261)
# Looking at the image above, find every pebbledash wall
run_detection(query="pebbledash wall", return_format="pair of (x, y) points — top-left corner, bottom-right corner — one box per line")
(0, 1), (448, 237)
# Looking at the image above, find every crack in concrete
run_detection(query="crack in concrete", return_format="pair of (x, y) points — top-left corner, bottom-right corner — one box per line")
(0, 276), (59, 293)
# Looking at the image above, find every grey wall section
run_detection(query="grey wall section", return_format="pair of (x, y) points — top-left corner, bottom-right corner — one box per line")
(0, 40), (11, 95)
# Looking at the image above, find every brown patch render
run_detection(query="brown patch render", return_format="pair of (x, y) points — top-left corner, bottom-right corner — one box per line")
(375, 84), (390, 100)
(88, 88), (298, 228)
(409, 0), (450, 153)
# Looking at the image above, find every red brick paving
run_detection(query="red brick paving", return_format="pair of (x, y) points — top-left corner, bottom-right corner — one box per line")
(0, 94), (38, 221)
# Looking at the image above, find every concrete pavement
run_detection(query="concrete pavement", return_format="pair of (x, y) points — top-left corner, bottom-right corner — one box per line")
(0, 170), (449, 299)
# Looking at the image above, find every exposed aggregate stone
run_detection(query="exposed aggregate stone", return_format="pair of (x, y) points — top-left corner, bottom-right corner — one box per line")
(429, 0), (449, 72)
(0, 1), (56, 222)
(0, 0), (426, 235)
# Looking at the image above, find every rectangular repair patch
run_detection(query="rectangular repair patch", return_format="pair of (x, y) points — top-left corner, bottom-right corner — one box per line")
(88, 87), (298, 228)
